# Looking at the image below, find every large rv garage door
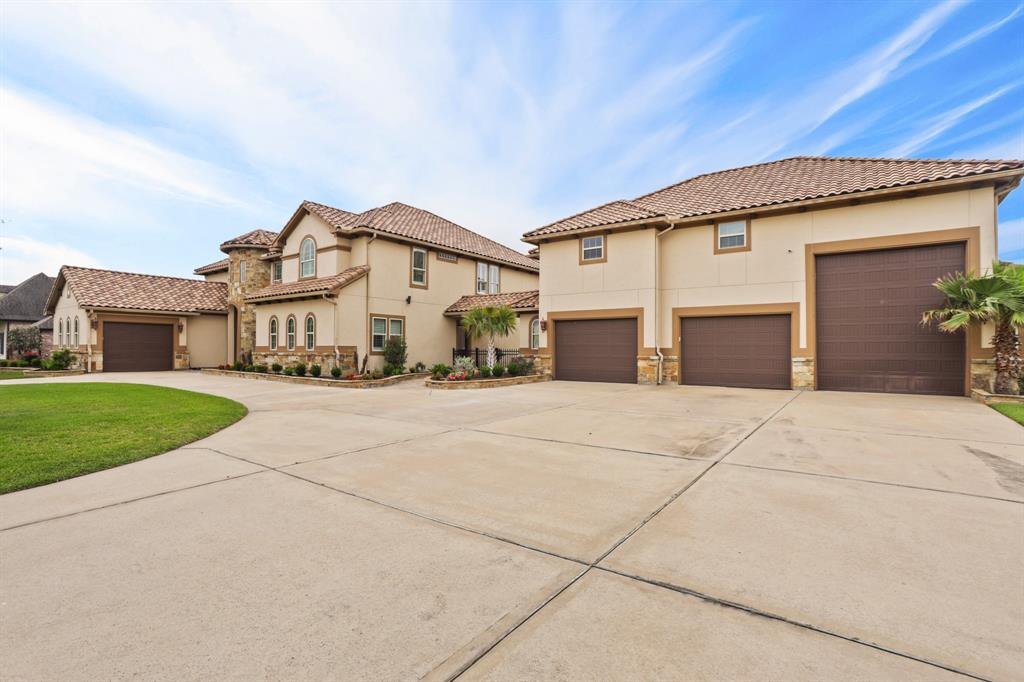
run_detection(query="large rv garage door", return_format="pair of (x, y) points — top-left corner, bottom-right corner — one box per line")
(103, 322), (174, 372)
(815, 243), (965, 395)
(680, 315), (791, 389)
(554, 318), (637, 383)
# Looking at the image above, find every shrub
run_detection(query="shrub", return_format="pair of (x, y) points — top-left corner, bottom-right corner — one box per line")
(479, 366), (492, 378)
(453, 356), (476, 374)
(447, 370), (468, 381)
(382, 363), (404, 377)
(520, 357), (536, 374)
(271, 362), (282, 373)
(413, 361), (426, 373)
(232, 361), (244, 371)
(7, 327), (41, 357)
(331, 366), (342, 378)
(310, 364), (322, 377)
(492, 365), (506, 378)
(254, 364), (268, 373)
(17, 359), (30, 368)
(243, 364), (255, 372)
(293, 363), (307, 376)
(0, 360), (7, 367)
(48, 349), (75, 371)
(506, 362), (521, 377)
(371, 368), (384, 380)
(284, 367), (294, 376)
(383, 336), (407, 367)
(430, 363), (451, 380)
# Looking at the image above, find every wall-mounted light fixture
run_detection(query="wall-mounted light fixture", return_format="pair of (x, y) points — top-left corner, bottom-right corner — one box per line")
(540, 319), (547, 331)
(405, 295), (412, 304)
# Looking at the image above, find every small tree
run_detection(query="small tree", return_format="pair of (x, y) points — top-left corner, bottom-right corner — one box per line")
(7, 327), (42, 358)
(923, 261), (1024, 395)
(383, 336), (407, 370)
(462, 305), (517, 368)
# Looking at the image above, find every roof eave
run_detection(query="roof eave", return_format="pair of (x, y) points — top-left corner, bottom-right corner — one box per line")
(343, 227), (540, 273)
(82, 306), (205, 316)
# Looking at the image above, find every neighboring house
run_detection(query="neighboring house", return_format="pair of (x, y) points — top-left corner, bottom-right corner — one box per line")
(0, 273), (56, 360)
(44, 267), (229, 372)
(523, 156), (1024, 396)
(445, 290), (540, 363)
(191, 200), (539, 372)
(0, 284), (16, 299)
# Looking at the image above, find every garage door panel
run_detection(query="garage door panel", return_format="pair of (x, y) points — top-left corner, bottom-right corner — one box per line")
(681, 315), (791, 390)
(103, 322), (174, 372)
(816, 243), (964, 396)
(554, 319), (637, 383)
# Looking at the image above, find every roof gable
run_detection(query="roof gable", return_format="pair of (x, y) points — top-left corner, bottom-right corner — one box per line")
(0, 273), (56, 321)
(46, 266), (228, 315)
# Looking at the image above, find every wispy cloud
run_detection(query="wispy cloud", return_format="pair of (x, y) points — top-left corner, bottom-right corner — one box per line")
(999, 217), (1024, 262)
(901, 3), (1024, 75)
(888, 83), (1020, 156)
(0, 234), (101, 284)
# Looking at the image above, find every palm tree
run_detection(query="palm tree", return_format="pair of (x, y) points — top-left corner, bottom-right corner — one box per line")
(462, 305), (517, 368)
(922, 261), (1024, 395)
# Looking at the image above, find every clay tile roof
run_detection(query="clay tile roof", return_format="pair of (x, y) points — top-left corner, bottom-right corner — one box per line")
(445, 290), (539, 315)
(245, 265), (370, 303)
(220, 228), (278, 251)
(193, 258), (229, 275)
(304, 200), (538, 271)
(52, 266), (228, 314)
(525, 156), (1024, 239)
(0, 273), (57, 321)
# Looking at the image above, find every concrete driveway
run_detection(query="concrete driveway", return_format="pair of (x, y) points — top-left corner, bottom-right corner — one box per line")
(2, 372), (1022, 681)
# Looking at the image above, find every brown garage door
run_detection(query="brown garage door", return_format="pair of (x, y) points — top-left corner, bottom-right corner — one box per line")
(554, 318), (637, 383)
(816, 243), (965, 395)
(681, 315), (791, 389)
(103, 322), (174, 372)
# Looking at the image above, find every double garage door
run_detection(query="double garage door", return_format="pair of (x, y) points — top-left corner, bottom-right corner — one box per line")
(552, 243), (965, 395)
(103, 322), (174, 372)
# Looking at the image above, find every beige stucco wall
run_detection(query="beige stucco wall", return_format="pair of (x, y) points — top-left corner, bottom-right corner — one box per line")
(254, 298), (339, 350)
(280, 213), (348, 281)
(188, 314), (228, 367)
(202, 270), (229, 284)
(51, 282), (91, 350)
(537, 187), (998, 354)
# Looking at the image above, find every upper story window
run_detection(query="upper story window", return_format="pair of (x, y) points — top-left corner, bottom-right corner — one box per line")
(580, 235), (605, 263)
(300, 237), (316, 278)
(239, 261), (247, 282)
(305, 315), (316, 351)
(269, 317), (278, 350)
(286, 316), (296, 350)
(477, 262), (500, 294)
(411, 247), (428, 287)
(530, 317), (540, 350)
(272, 261), (282, 283)
(716, 220), (750, 252)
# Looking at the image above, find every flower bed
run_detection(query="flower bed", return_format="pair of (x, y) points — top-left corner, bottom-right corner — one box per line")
(201, 368), (429, 389)
(425, 373), (549, 390)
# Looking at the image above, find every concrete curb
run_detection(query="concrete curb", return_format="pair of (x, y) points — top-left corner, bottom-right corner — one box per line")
(424, 374), (550, 390)
(201, 368), (430, 389)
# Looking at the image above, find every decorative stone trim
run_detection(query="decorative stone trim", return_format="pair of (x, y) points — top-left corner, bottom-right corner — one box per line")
(971, 388), (1024, 406)
(424, 374), (550, 390)
(792, 357), (815, 390)
(201, 368), (428, 389)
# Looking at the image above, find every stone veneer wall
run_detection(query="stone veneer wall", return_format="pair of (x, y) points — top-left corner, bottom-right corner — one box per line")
(227, 248), (271, 361)
(253, 349), (358, 374)
(970, 358), (995, 392)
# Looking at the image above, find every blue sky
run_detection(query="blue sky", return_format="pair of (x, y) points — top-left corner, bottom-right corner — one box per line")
(1, 0), (1022, 283)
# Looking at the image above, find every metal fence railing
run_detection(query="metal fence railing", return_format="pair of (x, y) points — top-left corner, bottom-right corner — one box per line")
(452, 347), (524, 367)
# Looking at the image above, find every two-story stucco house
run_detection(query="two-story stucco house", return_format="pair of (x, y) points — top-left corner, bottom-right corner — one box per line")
(523, 156), (1024, 396)
(190, 200), (539, 373)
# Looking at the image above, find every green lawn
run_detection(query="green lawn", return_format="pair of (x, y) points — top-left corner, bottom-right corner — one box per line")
(0, 371), (29, 380)
(0, 383), (247, 494)
(992, 403), (1024, 426)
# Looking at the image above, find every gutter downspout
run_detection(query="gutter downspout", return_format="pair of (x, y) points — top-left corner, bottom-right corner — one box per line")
(363, 233), (376, 373)
(324, 293), (339, 368)
(654, 221), (677, 385)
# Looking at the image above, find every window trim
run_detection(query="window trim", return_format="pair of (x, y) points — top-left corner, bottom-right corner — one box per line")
(530, 316), (540, 350)
(73, 317), (79, 347)
(488, 264), (500, 294)
(299, 236), (317, 279)
(369, 314), (406, 354)
(713, 219), (752, 254)
(475, 261), (500, 294)
(579, 234), (607, 264)
(304, 314), (316, 351)
(58, 318), (63, 347)
(66, 317), (72, 348)
(410, 246), (429, 289)
(239, 260), (247, 283)
(271, 260), (282, 283)
(269, 316), (278, 350)
(286, 315), (296, 350)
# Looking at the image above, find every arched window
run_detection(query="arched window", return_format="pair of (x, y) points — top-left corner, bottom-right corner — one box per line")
(300, 237), (316, 278)
(305, 315), (315, 351)
(73, 317), (79, 347)
(286, 316), (296, 350)
(58, 318), (63, 347)
(269, 317), (278, 350)
(66, 318), (71, 347)
(530, 317), (540, 350)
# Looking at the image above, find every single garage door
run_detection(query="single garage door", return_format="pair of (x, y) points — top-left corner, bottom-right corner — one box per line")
(103, 322), (174, 372)
(681, 315), (791, 389)
(554, 318), (637, 383)
(816, 243), (965, 396)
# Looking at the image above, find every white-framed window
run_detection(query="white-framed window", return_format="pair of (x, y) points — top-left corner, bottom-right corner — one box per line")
(411, 247), (427, 286)
(286, 316), (296, 350)
(239, 261), (247, 282)
(476, 262), (500, 294)
(272, 261), (282, 283)
(530, 318), (540, 350)
(300, 237), (316, 278)
(58, 318), (64, 347)
(73, 317), (79, 347)
(66, 318), (71, 347)
(269, 318), (278, 350)
(581, 235), (604, 261)
(305, 315), (315, 351)
(716, 220), (748, 250)
(371, 316), (405, 352)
